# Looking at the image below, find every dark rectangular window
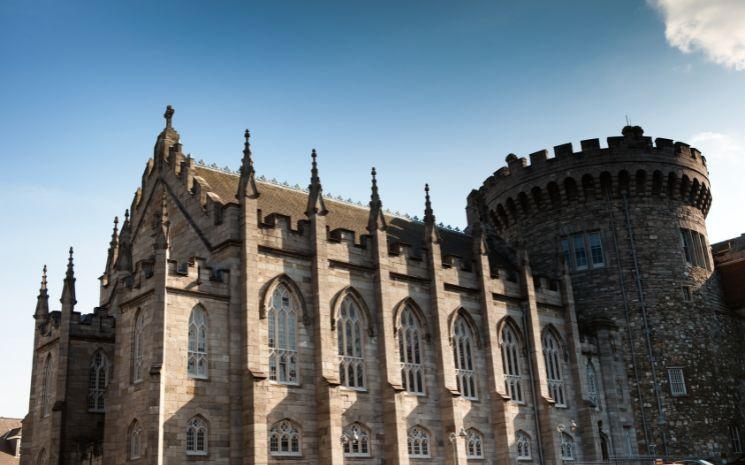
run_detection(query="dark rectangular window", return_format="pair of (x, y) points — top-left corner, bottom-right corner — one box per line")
(573, 234), (588, 270)
(682, 287), (691, 302)
(681, 229), (693, 265)
(589, 232), (604, 267)
(561, 238), (571, 269)
(698, 233), (712, 271)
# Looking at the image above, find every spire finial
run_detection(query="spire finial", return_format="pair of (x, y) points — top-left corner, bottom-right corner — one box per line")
(424, 183), (435, 225)
(311, 149), (319, 182)
(238, 129), (259, 199)
(306, 148), (327, 216)
(35, 264), (50, 319)
(242, 129), (254, 174)
(124, 209), (130, 222)
(164, 105), (174, 129)
(367, 166), (386, 231)
(61, 246), (77, 308)
(41, 264), (48, 291)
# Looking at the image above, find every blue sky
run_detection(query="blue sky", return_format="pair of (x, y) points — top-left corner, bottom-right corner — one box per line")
(1, 0), (744, 417)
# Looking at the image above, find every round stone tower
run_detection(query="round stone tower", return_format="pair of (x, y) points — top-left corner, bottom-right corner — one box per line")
(469, 126), (742, 457)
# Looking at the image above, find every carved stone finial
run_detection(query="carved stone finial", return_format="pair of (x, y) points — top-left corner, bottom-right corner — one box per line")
(368, 166), (386, 231)
(34, 264), (50, 319)
(424, 183), (435, 225)
(306, 149), (327, 216)
(61, 247), (77, 308)
(164, 105), (174, 129)
(239, 129), (259, 199)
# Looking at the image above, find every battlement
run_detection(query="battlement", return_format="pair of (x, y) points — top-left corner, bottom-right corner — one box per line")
(475, 126), (714, 230)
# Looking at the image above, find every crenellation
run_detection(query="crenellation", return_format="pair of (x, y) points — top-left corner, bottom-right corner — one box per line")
(21, 110), (743, 465)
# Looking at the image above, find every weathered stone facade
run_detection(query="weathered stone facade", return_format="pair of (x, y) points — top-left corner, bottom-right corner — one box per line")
(20, 110), (744, 465)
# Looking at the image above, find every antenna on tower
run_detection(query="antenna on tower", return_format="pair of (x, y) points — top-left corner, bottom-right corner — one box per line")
(625, 115), (631, 126)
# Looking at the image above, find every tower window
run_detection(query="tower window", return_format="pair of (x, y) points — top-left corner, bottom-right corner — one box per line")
(560, 232), (605, 271)
(667, 367), (687, 396)
(731, 424), (742, 453)
(572, 234), (588, 270)
(680, 228), (711, 270)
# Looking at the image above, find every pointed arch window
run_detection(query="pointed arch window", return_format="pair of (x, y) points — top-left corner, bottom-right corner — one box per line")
(501, 324), (523, 402)
(342, 423), (370, 457)
(88, 350), (108, 412)
(586, 360), (599, 408)
(398, 305), (424, 394)
(453, 316), (477, 400)
(186, 417), (208, 455)
(560, 433), (575, 460)
(269, 420), (301, 456)
(268, 284), (298, 384)
(407, 426), (430, 458)
(516, 431), (531, 460)
(188, 306), (208, 379)
(41, 354), (52, 417)
(465, 429), (483, 459)
(337, 296), (365, 389)
(542, 331), (565, 407)
(129, 421), (143, 460)
(133, 311), (145, 383)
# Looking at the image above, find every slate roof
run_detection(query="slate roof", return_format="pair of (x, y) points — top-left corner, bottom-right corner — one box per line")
(194, 166), (480, 262)
(0, 418), (20, 465)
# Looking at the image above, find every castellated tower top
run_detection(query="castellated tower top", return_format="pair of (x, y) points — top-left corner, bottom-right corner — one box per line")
(472, 126), (713, 231)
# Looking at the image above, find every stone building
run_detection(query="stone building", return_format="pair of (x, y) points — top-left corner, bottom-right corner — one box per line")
(20, 108), (744, 465)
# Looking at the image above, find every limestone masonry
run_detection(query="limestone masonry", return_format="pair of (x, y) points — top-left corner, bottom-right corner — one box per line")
(21, 108), (745, 465)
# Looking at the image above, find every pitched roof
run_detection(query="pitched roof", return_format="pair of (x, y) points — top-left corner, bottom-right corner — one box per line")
(0, 418), (20, 465)
(194, 166), (479, 261)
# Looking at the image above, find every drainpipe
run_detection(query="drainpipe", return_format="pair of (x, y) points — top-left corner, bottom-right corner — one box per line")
(607, 192), (653, 454)
(621, 192), (669, 458)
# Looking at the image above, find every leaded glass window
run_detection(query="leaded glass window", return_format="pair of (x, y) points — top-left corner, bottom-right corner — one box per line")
(337, 296), (365, 389)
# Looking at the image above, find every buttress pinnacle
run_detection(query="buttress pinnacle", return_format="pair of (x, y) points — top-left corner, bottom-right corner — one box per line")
(61, 247), (76, 308)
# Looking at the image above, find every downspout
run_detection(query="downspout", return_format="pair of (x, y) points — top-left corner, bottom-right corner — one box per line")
(621, 192), (669, 458)
(523, 309), (546, 465)
(607, 192), (652, 453)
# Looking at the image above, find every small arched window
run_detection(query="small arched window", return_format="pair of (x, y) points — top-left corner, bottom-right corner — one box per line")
(342, 423), (370, 457)
(560, 432), (575, 460)
(186, 416), (208, 456)
(337, 296), (365, 389)
(133, 311), (145, 383)
(586, 360), (599, 408)
(88, 350), (108, 412)
(453, 316), (477, 400)
(407, 426), (430, 458)
(466, 429), (483, 459)
(398, 305), (424, 394)
(269, 420), (301, 456)
(129, 420), (143, 460)
(543, 331), (565, 406)
(516, 430), (531, 459)
(501, 324), (523, 402)
(188, 306), (208, 379)
(41, 354), (52, 417)
(268, 284), (298, 384)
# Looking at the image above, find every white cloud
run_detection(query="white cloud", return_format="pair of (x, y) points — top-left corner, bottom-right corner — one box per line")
(688, 131), (745, 242)
(650, 0), (745, 70)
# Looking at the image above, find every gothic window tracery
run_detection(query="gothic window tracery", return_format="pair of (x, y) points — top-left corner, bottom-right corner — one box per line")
(342, 423), (370, 457)
(188, 306), (208, 379)
(407, 426), (430, 458)
(337, 296), (365, 389)
(269, 420), (301, 456)
(543, 331), (565, 406)
(453, 315), (477, 400)
(501, 324), (523, 402)
(398, 305), (424, 394)
(465, 428), (483, 458)
(268, 284), (298, 384)
(516, 430), (531, 459)
(186, 416), (208, 455)
(129, 420), (143, 460)
(88, 350), (108, 412)
(133, 311), (144, 383)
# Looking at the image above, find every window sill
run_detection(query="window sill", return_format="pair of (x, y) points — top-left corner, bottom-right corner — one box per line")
(269, 380), (301, 387)
(517, 457), (533, 461)
(340, 386), (368, 393)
